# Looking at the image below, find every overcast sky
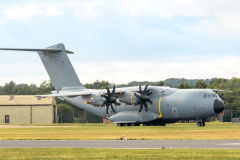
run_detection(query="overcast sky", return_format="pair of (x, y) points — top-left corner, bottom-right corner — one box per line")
(0, 0), (240, 85)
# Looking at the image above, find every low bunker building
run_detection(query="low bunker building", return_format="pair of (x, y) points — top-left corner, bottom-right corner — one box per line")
(0, 95), (57, 124)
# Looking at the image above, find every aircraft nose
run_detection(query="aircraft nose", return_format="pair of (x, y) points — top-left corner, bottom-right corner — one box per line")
(213, 99), (225, 114)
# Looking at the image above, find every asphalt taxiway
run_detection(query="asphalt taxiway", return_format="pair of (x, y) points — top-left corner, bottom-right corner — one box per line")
(0, 140), (240, 149)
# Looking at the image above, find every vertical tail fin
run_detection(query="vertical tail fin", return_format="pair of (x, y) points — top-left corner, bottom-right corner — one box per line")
(38, 43), (82, 90)
(0, 43), (83, 90)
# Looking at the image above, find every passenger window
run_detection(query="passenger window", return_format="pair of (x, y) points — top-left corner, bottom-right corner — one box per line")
(203, 94), (207, 98)
(207, 94), (211, 98)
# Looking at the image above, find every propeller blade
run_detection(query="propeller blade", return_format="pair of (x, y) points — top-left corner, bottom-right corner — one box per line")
(147, 99), (154, 106)
(105, 85), (110, 97)
(134, 92), (142, 99)
(114, 102), (122, 106)
(133, 101), (141, 106)
(111, 84), (116, 97)
(224, 101), (228, 105)
(199, 84), (202, 88)
(106, 103), (110, 117)
(138, 103), (143, 114)
(143, 83), (149, 95)
(110, 103), (116, 114)
(139, 84), (142, 95)
(219, 92), (225, 98)
(100, 94), (108, 99)
(143, 101), (148, 113)
(100, 102), (106, 109)
(147, 91), (154, 96)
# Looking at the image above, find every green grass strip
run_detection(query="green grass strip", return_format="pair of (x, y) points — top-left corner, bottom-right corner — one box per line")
(0, 122), (239, 140)
(0, 148), (240, 160)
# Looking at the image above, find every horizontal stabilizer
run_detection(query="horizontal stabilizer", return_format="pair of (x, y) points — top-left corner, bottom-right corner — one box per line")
(0, 43), (78, 89)
(35, 91), (91, 98)
(0, 48), (74, 54)
(66, 50), (74, 54)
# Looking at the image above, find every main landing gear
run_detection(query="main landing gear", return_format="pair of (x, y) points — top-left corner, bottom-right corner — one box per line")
(197, 120), (205, 127)
(117, 123), (140, 126)
(117, 122), (166, 126)
(143, 123), (166, 126)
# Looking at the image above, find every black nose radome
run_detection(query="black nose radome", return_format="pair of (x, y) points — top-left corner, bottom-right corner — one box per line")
(214, 99), (225, 114)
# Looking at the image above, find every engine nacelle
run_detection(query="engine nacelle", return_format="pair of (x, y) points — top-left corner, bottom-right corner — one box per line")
(82, 93), (105, 107)
(119, 91), (138, 105)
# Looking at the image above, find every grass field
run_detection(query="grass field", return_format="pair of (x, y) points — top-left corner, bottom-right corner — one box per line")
(0, 148), (240, 159)
(0, 122), (239, 140)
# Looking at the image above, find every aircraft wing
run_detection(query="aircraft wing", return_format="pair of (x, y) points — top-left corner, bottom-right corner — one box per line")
(210, 89), (232, 92)
(35, 91), (92, 98)
(35, 86), (146, 98)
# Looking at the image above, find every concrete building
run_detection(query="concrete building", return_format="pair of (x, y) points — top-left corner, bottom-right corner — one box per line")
(0, 95), (57, 124)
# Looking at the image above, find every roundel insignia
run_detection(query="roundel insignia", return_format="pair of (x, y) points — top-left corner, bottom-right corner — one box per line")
(172, 108), (178, 117)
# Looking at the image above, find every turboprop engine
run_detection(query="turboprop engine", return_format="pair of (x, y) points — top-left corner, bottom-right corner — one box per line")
(118, 91), (138, 105)
(82, 94), (105, 107)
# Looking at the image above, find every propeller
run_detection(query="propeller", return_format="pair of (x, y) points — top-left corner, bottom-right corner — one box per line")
(99, 84), (121, 118)
(132, 84), (154, 114)
(199, 84), (202, 88)
(219, 92), (228, 105)
(219, 92), (225, 98)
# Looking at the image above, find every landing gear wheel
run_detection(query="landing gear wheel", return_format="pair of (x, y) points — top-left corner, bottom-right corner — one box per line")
(117, 123), (122, 127)
(158, 123), (166, 126)
(124, 123), (128, 126)
(197, 121), (205, 127)
(197, 122), (202, 127)
(130, 123), (135, 126)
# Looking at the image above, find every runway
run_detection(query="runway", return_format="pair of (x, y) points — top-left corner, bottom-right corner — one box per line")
(0, 140), (240, 149)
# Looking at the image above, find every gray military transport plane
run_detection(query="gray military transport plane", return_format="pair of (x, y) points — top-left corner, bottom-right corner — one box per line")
(0, 43), (230, 127)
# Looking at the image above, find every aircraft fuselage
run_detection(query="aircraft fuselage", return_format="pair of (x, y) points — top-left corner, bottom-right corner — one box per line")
(62, 86), (224, 124)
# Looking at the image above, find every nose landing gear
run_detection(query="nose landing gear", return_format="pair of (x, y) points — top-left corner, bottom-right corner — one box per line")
(197, 120), (205, 127)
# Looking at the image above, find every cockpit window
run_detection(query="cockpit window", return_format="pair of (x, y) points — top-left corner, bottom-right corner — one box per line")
(203, 94), (219, 99)
(212, 94), (217, 98)
(203, 94), (207, 98)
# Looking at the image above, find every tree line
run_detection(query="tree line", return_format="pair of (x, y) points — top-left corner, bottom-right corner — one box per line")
(0, 78), (239, 123)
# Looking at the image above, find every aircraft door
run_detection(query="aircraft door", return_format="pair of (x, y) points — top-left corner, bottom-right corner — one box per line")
(194, 96), (210, 118)
(185, 94), (206, 119)
(182, 95), (195, 119)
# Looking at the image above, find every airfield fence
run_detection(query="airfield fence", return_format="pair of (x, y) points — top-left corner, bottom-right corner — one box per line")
(57, 111), (102, 123)
(56, 110), (240, 123)
(221, 110), (240, 122)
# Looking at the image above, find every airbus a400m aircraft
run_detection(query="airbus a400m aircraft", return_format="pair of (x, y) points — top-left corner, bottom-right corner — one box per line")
(0, 43), (230, 127)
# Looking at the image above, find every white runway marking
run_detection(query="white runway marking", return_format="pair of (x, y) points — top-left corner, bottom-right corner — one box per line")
(219, 143), (240, 145)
